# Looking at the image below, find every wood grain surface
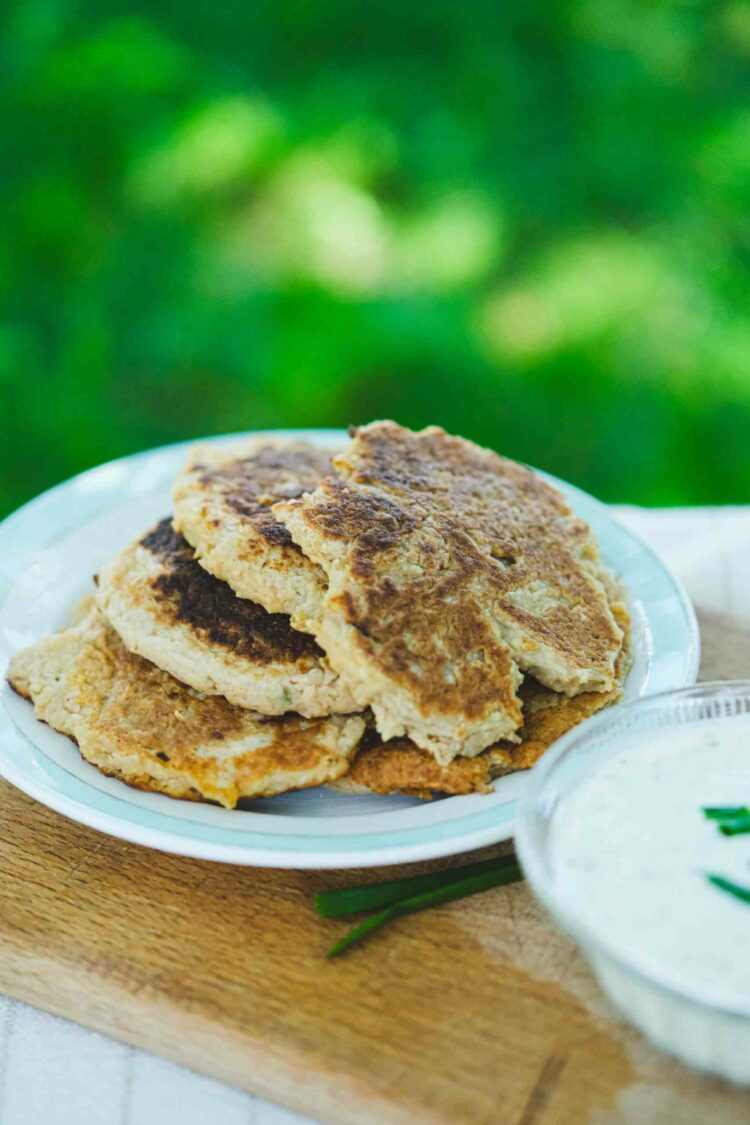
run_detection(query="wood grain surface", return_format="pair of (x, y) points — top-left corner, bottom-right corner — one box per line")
(0, 605), (749, 1125)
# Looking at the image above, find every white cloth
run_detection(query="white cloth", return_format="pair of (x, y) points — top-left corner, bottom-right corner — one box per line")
(614, 505), (750, 618)
(0, 506), (749, 1125)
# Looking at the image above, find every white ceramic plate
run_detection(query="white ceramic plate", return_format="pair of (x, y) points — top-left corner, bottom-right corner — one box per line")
(0, 430), (699, 868)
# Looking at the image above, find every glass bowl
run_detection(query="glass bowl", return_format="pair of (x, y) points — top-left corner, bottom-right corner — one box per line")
(515, 681), (750, 1083)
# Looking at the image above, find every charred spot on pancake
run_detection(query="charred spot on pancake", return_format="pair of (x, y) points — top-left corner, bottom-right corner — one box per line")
(301, 479), (417, 564)
(252, 513), (298, 547)
(195, 444), (335, 549)
(140, 518), (184, 558)
(140, 518), (323, 665)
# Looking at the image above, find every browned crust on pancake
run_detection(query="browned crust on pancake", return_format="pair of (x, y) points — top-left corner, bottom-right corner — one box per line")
(140, 518), (322, 666)
(340, 729), (495, 796)
(337, 423), (621, 686)
(93, 763), (206, 802)
(320, 466), (523, 725)
(189, 440), (335, 556)
(276, 422), (623, 760)
(8, 674), (205, 803)
(172, 437), (334, 618)
(7, 607), (365, 807)
(77, 628), (261, 751)
(77, 627), (351, 783)
(489, 602), (632, 772)
(334, 603), (632, 796)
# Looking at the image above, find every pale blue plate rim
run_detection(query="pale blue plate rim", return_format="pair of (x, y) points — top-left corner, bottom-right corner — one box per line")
(0, 429), (700, 868)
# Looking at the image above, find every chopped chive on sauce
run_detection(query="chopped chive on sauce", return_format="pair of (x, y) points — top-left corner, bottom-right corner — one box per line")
(704, 806), (749, 820)
(702, 806), (750, 837)
(718, 820), (750, 837)
(704, 805), (750, 903)
(706, 874), (750, 905)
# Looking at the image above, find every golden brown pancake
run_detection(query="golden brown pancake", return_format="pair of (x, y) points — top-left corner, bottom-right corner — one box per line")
(7, 604), (365, 808)
(173, 437), (334, 618)
(329, 729), (498, 797)
(332, 603), (632, 796)
(488, 600), (631, 770)
(275, 421), (623, 764)
(96, 518), (357, 716)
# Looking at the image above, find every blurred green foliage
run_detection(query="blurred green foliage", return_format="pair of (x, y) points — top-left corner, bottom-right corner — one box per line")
(2, 0), (750, 515)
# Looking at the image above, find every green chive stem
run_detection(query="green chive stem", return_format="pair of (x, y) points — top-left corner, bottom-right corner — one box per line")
(315, 853), (519, 918)
(706, 874), (750, 905)
(326, 860), (523, 957)
(718, 820), (750, 837)
(327, 907), (396, 957)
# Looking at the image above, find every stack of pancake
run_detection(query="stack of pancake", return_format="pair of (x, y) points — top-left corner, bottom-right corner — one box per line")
(8, 421), (630, 808)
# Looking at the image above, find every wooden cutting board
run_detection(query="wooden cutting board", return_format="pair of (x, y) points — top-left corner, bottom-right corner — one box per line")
(1, 606), (749, 1124)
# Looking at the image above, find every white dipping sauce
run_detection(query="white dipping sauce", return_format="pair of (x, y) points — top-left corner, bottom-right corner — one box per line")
(552, 716), (750, 998)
